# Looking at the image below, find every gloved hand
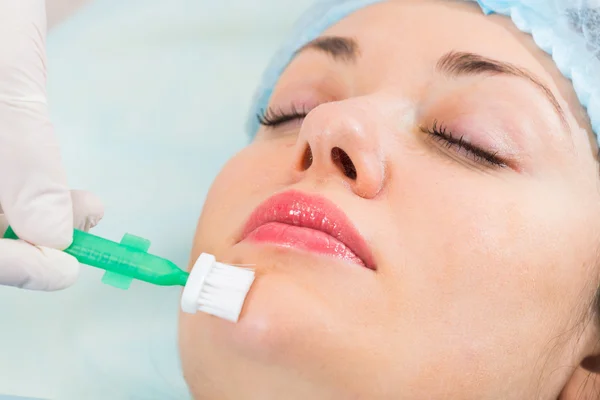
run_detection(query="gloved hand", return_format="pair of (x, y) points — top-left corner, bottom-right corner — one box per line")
(0, 191), (104, 290)
(0, 1), (104, 290)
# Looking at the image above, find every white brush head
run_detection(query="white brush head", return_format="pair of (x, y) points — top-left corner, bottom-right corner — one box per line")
(181, 253), (255, 322)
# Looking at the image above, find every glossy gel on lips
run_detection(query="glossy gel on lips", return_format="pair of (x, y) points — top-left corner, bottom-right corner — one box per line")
(241, 190), (375, 270)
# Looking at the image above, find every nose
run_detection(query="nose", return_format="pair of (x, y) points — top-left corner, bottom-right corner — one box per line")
(293, 101), (386, 198)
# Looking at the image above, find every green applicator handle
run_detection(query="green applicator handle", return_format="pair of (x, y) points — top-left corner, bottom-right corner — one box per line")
(3, 227), (189, 290)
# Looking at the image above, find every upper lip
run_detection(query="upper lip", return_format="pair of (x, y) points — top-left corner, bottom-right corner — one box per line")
(240, 190), (376, 269)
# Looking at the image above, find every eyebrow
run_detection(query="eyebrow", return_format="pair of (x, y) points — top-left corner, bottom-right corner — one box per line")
(295, 37), (569, 133)
(295, 36), (360, 62)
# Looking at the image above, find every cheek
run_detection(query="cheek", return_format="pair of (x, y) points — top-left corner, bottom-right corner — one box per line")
(373, 155), (598, 379)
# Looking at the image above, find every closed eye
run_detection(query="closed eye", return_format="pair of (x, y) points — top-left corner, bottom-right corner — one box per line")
(421, 120), (507, 168)
(257, 106), (310, 127)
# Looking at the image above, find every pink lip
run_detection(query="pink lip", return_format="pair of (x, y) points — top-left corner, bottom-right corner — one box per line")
(240, 190), (375, 270)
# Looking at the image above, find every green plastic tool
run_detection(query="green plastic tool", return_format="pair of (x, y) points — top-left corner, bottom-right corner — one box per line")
(3, 227), (189, 290)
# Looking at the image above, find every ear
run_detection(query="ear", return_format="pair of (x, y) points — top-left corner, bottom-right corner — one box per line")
(559, 363), (600, 399)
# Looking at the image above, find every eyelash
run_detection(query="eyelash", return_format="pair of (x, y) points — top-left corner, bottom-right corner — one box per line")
(257, 105), (309, 127)
(422, 120), (506, 168)
(257, 107), (506, 168)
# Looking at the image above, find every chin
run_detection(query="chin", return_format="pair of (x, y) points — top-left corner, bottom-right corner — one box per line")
(178, 253), (336, 399)
(179, 243), (383, 395)
(184, 244), (348, 359)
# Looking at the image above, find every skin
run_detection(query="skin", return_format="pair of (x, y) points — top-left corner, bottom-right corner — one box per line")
(179, 1), (600, 398)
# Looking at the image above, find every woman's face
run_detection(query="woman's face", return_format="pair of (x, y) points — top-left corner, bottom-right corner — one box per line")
(180, 1), (600, 398)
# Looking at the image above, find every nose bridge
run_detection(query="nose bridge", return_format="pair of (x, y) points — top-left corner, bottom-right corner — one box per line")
(294, 100), (386, 198)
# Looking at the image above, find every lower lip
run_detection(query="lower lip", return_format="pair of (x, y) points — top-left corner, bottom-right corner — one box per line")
(244, 222), (365, 267)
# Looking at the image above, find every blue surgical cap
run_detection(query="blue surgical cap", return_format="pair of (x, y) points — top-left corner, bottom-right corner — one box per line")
(246, 0), (600, 139)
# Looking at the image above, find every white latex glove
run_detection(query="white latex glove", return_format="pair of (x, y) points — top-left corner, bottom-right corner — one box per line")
(0, 1), (103, 290)
(0, 191), (104, 290)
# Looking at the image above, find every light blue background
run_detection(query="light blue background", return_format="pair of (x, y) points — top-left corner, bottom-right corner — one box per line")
(0, 0), (313, 398)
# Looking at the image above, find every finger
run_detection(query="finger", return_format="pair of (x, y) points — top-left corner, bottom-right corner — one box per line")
(71, 190), (104, 232)
(0, 190), (105, 237)
(0, 239), (79, 291)
(0, 1), (73, 249)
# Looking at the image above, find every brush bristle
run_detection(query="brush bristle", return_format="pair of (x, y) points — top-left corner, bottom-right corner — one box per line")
(196, 262), (255, 322)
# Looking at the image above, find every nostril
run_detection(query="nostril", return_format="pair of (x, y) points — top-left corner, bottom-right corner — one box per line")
(331, 147), (357, 180)
(301, 144), (313, 171)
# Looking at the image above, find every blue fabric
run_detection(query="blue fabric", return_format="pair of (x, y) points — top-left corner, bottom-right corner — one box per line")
(246, 0), (600, 138)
